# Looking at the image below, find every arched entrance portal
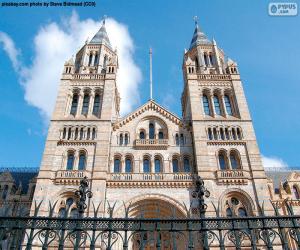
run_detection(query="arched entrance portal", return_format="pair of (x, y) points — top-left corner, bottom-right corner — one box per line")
(127, 199), (187, 250)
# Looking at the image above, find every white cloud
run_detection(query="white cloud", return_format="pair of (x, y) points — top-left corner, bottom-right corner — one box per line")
(0, 31), (21, 71)
(262, 155), (288, 169)
(0, 12), (142, 122)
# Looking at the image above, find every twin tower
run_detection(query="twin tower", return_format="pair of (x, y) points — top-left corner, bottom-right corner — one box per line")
(32, 18), (271, 218)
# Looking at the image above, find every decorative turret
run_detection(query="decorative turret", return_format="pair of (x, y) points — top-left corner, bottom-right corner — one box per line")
(183, 17), (226, 75)
(73, 18), (118, 75)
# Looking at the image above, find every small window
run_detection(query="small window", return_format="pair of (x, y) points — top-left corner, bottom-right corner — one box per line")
(114, 159), (121, 173)
(86, 128), (90, 140)
(175, 134), (179, 145)
(238, 208), (247, 217)
(88, 53), (92, 66)
(213, 95), (221, 115)
(237, 128), (242, 140)
(213, 128), (218, 140)
(158, 131), (164, 139)
(74, 128), (78, 140)
(208, 128), (213, 140)
(139, 131), (145, 140)
(119, 134), (123, 145)
(70, 94), (79, 115)
(124, 134), (129, 145)
(143, 159), (150, 173)
(94, 53), (98, 66)
(180, 134), (184, 145)
(92, 128), (96, 140)
(203, 95), (210, 115)
(125, 158), (132, 173)
(230, 152), (240, 170)
(70, 208), (78, 218)
(232, 128), (237, 140)
(93, 94), (101, 116)
(58, 208), (66, 218)
(225, 128), (230, 140)
(78, 152), (86, 170)
(226, 207), (233, 217)
(183, 158), (190, 172)
(68, 128), (72, 140)
(220, 128), (225, 140)
(66, 198), (73, 208)
(67, 152), (75, 170)
(204, 53), (208, 66)
(149, 123), (155, 139)
(155, 158), (161, 173)
(224, 95), (233, 115)
(81, 94), (90, 115)
(62, 128), (66, 139)
(172, 159), (179, 173)
(219, 153), (227, 170)
(80, 128), (84, 140)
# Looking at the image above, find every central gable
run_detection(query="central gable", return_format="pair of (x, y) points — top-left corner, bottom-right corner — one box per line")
(113, 100), (188, 131)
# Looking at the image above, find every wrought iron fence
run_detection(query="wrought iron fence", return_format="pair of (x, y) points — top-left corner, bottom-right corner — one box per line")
(0, 177), (300, 249)
(0, 200), (300, 249)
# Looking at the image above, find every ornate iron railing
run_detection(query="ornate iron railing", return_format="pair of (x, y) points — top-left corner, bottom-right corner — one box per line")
(1, 177), (300, 249)
(0, 201), (300, 249)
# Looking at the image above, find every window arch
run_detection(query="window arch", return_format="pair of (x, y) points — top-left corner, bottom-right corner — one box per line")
(204, 53), (208, 66)
(66, 198), (74, 208)
(230, 151), (241, 170)
(213, 95), (221, 115)
(81, 93), (90, 115)
(80, 128), (84, 140)
(125, 158), (132, 173)
(224, 95), (233, 115)
(114, 158), (121, 173)
(183, 157), (191, 172)
(78, 151), (86, 170)
(218, 151), (227, 170)
(149, 123), (155, 139)
(93, 94), (101, 116)
(220, 128), (225, 140)
(143, 158), (150, 173)
(172, 158), (179, 173)
(213, 128), (218, 140)
(293, 185), (300, 199)
(70, 94), (79, 115)
(202, 94), (210, 115)
(237, 128), (242, 140)
(154, 157), (162, 173)
(66, 151), (75, 170)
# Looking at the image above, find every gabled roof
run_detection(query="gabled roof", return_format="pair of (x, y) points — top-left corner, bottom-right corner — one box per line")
(113, 99), (187, 130)
(89, 20), (112, 48)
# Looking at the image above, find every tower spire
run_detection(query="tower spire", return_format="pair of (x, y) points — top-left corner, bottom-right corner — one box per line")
(149, 47), (153, 100)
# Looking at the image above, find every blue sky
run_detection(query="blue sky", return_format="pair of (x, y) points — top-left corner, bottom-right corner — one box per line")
(0, 0), (299, 168)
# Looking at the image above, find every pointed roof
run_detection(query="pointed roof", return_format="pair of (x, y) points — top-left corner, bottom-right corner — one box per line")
(113, 99), (189, 131)
(189, 20), (211, 49)
(89, 20), (112, 48)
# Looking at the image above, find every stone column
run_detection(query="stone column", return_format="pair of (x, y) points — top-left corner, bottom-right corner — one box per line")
(76, 93), (83, 117)
(88, 93), (94, 116)
(209, 94), (216, 117)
